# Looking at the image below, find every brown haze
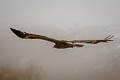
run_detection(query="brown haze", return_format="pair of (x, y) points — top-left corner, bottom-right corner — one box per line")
(0, 0), (120, 80)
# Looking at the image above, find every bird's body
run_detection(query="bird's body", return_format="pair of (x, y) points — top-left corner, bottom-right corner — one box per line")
(53, 41), (84, 49)
(10, 28), (113, 49)
(54, 42), (73, 48)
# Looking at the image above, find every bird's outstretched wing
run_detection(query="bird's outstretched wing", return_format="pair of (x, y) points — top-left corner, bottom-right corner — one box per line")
(67, 35), (114, 44)
(10, 28), (61, 44)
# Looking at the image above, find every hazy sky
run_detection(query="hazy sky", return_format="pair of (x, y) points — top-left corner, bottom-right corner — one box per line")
(0, 0), (120, 80)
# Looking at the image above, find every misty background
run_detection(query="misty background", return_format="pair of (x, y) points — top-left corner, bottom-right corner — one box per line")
(0, 0), (120, 80)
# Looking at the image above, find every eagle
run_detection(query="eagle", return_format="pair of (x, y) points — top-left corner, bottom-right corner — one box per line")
(10, 28), (114, 49)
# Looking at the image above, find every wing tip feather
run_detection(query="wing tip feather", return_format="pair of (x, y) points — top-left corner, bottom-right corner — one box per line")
(10, 28), (25, 38)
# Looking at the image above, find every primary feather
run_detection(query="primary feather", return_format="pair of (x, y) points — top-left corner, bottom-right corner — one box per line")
(10, 28), (60, 43)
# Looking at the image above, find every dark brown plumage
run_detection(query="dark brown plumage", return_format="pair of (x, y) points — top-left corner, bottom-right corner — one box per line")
(10, 28), (114, 49)
(10, 28), (84, 49)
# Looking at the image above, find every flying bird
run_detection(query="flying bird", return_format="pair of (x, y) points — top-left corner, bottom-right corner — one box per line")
(10, 28), (114, 49)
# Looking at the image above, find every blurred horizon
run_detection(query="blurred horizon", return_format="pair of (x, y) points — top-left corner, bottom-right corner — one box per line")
(0, 0), (120, 80)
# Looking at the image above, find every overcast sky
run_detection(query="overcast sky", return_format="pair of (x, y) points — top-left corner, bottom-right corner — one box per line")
(0, 0), (120, 80)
